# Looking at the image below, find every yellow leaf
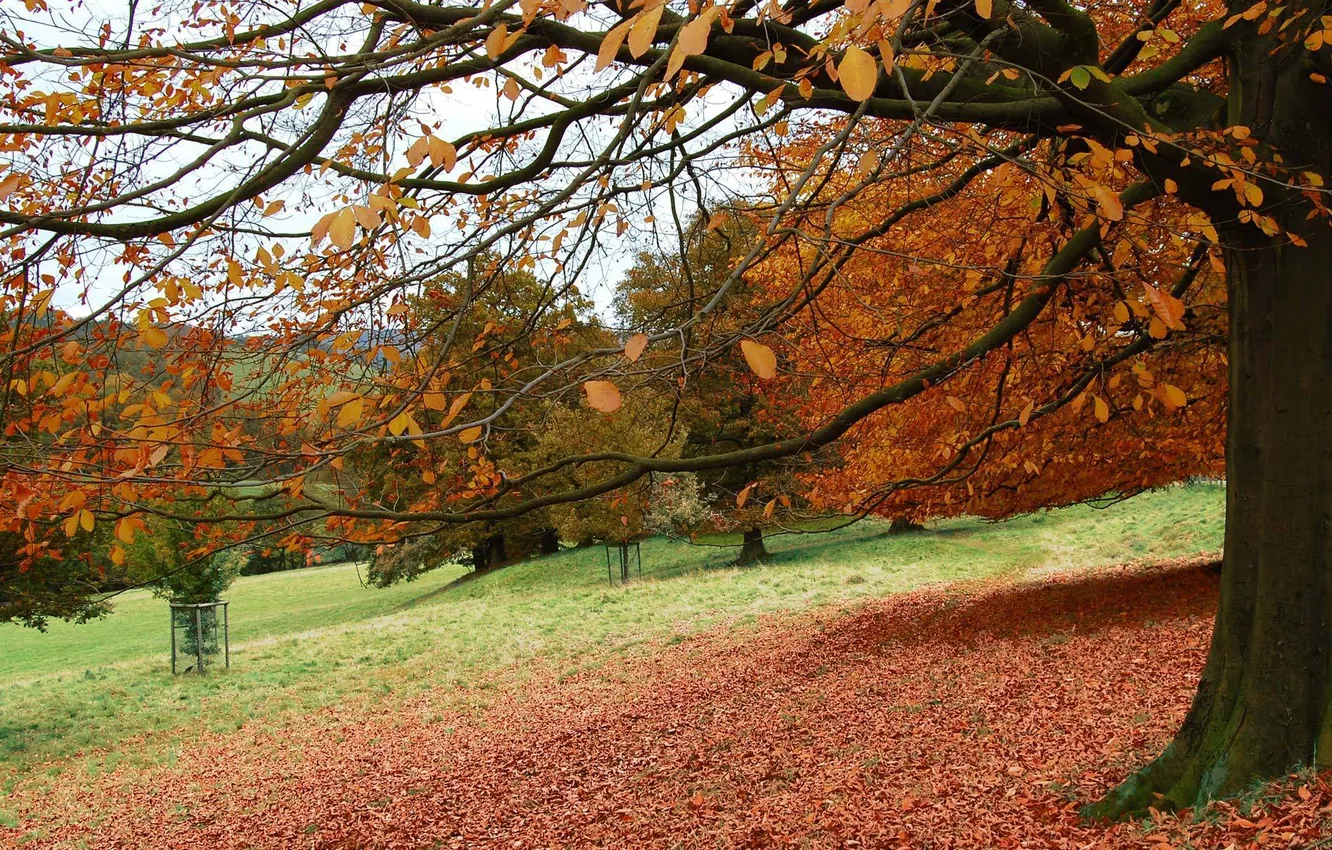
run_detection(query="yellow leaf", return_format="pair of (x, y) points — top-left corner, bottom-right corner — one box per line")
(624, 333), (649, 362)
(838, 45), (878, 101)
(441, 391), (474, 428)
(116, 518), (136, 544)
(628, 5), (664, 58)
(946, 395), (966, 412)
(328, 207), (357, 250)
(1160, 383), (1188, 409)
(63, 514), (79, 538)
(423, 391), (447, 411)
(1093, 395), (1109, 423)
(974, 0), (993, 18)
(459, 425), (484, 443)
(596, 19), (632, 71)
(388, 409), (411, 436)
(141, 325), (169, 349)
(583, 380), (622, 413)
(739, 340), (777, 380)
(79, 509), (94, 533)
(337, 396), (365, 428)
(111, 544), (125, 566)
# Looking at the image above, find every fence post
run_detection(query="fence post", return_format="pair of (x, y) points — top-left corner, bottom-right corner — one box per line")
(194, 606), (205, 674)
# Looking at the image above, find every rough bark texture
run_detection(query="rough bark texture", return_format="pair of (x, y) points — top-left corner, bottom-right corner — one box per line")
(1088, 17), (1332, 816)
(735, 528), (770, 566)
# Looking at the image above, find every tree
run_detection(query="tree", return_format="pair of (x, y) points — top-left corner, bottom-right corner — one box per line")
(616, 216), (830, 564)
(0, 0), (1327, 815)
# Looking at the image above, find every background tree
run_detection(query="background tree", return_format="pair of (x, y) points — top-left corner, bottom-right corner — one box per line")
(616, 216), (830, 564)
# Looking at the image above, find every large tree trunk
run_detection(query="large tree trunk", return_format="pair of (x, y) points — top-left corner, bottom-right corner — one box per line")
(735, 527), (769, 566)
(1089, 26), (1332, 816)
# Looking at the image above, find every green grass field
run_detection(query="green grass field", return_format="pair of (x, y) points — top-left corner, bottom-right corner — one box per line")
(0, 484), (1224, 801)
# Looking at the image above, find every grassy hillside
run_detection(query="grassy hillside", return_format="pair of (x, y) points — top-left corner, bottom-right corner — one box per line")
(0, 484), (1224, 797)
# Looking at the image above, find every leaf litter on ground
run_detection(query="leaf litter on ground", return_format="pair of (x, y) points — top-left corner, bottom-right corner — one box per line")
(5, 556), (1330, 849)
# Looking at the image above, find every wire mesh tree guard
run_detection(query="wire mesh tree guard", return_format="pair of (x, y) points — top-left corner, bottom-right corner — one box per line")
(170, 600), (230, 675)
(604, 541), (642, 586)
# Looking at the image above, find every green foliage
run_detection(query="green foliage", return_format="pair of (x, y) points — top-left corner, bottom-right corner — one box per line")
(0, 532), (111, 630)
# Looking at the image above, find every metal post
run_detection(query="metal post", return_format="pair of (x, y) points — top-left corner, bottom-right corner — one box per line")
(194, 606), (205, 674)
(222, 599), (230, 671)
(170, 606), (177, 675)
(620, 542), (629, 583)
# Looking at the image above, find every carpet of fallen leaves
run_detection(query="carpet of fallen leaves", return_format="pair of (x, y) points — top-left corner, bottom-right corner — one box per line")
(6, 559), (1332, 849)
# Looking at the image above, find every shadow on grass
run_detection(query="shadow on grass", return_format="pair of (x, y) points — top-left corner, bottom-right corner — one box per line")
(814, 557), (1222, 655)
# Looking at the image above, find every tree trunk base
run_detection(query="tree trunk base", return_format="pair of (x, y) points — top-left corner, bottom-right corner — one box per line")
(735, 528), (769, 566)
(888, 517), (925, 535)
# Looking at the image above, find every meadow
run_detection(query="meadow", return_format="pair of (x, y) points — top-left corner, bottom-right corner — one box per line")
(0, 484), (1224, 814)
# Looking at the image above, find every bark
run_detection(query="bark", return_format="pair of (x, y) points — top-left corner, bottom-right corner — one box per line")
(470, 533), (508, 572)
(735, 528), (770, 566)
(538, 528), (560, 555)
(888, 517), (925, 535)
(1089, 23), (1332, 816)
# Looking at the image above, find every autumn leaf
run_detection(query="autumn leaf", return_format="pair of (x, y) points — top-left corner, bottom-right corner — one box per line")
(1093, 395), (1110, 423)
(624, 333), (649, 362)
(328, 207), (357, 250)
(1018, 399), (1035, 427)
(336, 396), (365, 428)
(1091, 184), (1124, 221)
(627, 6), (664, 58)
(595, 20), (632, 70)
(584, 380), (622, 413)
(458, 425), (484, 442)
(838, 45), (878, 101)
(736, 481), (755, 508)
(141, 326), (169, 349)
(1143, 283), (1186, 330)
(740, 340), (778, 380)
(974, 0), (993, 18)
(1160, 383), (1188, 409)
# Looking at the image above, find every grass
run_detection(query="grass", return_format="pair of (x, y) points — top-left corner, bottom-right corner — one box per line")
(0, 484), (1224, 798)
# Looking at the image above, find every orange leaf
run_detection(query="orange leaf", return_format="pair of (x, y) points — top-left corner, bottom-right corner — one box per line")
(1093, 395), (1110, 423)
(740, 340), (777, 380)
(624, 333), (649, 362)
(328, 207), (357, 250)
(459, 425), (484, 442)
(584, 380), (622, 413)
(1143, 283), (1186, 330)
(628, 5), (664, 58)
(1092, 184), (1124, 221)
(736, 482), (755, 508)
(596, 19), (632, 71)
